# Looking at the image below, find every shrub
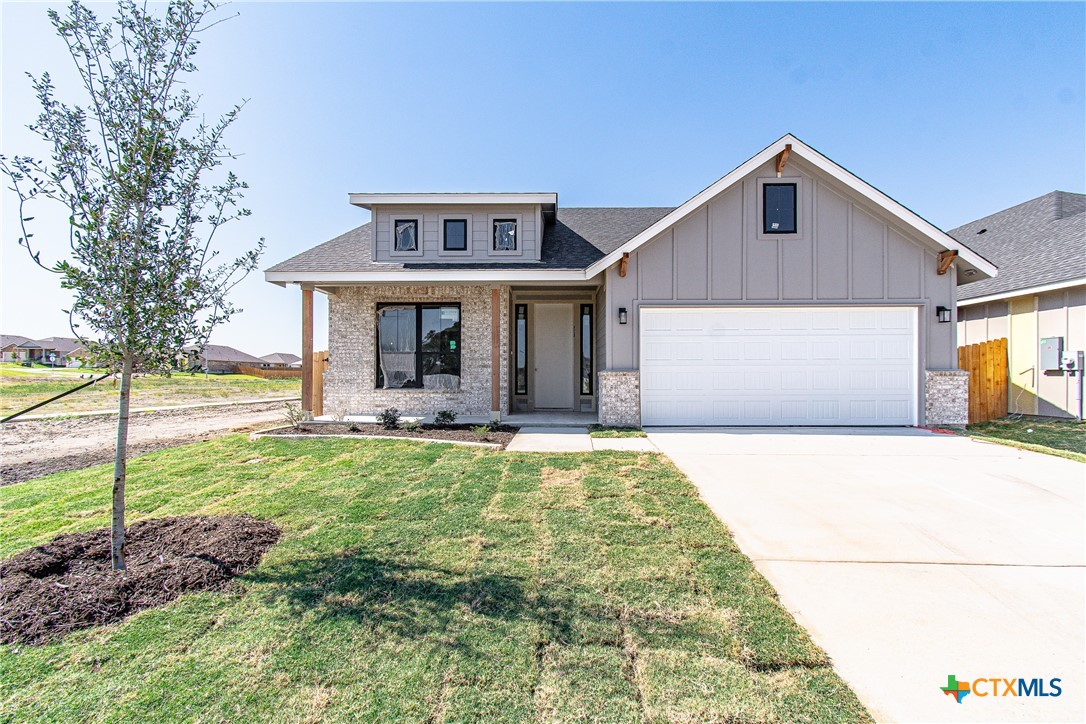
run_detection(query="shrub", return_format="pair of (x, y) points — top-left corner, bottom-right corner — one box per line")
(347, 423), (360, 432)
(377, 408), (400, 429)
(284, 402), (304, 429)
(434, 409), (457, 426)
(402, 420), (421, 432)
(471, 425), (491, 437)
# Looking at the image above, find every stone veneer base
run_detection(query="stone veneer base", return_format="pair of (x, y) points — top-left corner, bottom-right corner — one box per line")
(598, 370), (641, 427)
(924, 369), (969, 427)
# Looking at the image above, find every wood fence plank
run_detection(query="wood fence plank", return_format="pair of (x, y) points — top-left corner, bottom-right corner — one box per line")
(957, 338), (1008, 424)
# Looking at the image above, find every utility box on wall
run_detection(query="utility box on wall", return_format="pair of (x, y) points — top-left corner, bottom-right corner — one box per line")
(1040, 337), (1064, 371)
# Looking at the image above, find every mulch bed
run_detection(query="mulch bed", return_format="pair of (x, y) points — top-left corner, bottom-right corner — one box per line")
(264, 422), (519, 448)
(1, 515), (280, 646)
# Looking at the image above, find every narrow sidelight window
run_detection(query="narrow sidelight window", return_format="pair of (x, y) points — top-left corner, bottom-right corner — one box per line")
(762, 183), (797, 234)
(493, 219), (517, 251)
(580, 304), (593, 395)
(515, 304), (528, 395)
(377, 304), (460, 389)
(443, 219), (468, 252)
(394, 219), (418, 251)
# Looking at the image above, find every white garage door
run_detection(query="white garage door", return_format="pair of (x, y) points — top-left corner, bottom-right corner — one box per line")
(640, 307), (917, 426)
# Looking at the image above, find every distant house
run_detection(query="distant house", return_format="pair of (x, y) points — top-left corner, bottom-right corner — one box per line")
(182, 344), (266, 374)
(953, 191), (1085, 418)
(259, 353), (302, 369)
(1, 335), (87, 366)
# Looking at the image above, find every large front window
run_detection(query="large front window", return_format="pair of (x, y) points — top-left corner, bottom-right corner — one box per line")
(377, 304), (461, 389)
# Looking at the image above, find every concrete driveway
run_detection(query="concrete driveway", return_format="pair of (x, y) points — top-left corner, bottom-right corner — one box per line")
(647, 427), (1085, 723)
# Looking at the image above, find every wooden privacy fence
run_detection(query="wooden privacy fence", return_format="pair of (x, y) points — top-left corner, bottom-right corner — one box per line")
(311, 350), (329, 417)
(958, 337), (1008, 423)
(236, 365), (302, 379)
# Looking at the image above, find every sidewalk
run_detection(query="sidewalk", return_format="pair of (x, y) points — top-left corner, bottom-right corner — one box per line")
(505, 426), (657, 453)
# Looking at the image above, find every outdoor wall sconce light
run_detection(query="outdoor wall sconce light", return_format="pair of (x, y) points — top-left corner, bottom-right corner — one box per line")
(935, 306), (952, 324)
(618, 307), (628, 325)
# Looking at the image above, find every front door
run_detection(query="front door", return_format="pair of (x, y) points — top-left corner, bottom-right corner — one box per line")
(533, 303), (574, 409)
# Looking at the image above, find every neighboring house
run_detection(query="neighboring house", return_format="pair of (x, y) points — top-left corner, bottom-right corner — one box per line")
(183, 344), (266, 374)
(260, 353), (302, 369)
(952, 191), (1085, 418)
(1, 335), (32, 363)
(266, 135), (995, 427)
(1, 336), (86, 366)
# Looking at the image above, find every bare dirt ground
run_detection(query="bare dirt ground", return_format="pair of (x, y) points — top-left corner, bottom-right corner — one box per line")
(1, 400), (289, 485)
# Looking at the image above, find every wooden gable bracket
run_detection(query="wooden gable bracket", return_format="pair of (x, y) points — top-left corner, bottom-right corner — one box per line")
(619, 252), (630, 278)
(775, 143), (792, 177)
(937, 249), (958, 276)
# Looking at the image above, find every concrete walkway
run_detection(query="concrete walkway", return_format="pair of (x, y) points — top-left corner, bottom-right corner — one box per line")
(506, 427), (657, 453)
(648, 427), (1085, 723)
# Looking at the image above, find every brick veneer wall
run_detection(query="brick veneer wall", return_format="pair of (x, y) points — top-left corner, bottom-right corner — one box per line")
(598, 370), (641, 426)
(324, 284), (509, 418)
(924, 369), (969, 427)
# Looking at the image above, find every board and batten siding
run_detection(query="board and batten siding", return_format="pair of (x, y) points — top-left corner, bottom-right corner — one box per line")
(603, 156), (959, 375)
(372, 204), (543, 263)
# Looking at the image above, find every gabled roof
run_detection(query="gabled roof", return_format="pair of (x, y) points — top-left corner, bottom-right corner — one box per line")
(36, 337), (83, 354)
(1, 335), (32, 350)
(185, 344), (265, 365)
(265, 207), (673, 283)
(261, 352), (301, 365)
(950, 191), (1085, 303)
(584, 134), (997, 283)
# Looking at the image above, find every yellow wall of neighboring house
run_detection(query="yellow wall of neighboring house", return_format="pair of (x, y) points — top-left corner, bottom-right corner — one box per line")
(958, 284), (1086, 418)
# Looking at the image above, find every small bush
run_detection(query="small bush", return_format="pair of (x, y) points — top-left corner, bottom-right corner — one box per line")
(471, 425), (491, 437)
(284, 402), (304, 429)
(434, 409), (457, 426)
(348, 423), (360, 432)
(402, 420), (421, 432)
(377, 408), (400, 429)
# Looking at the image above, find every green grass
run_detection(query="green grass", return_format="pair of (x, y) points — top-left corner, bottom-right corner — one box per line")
(0, 365), (299, 416)
(966, 416), (1086, 463)
(588, 425), (648, 438)
(0, 438), (868, 722)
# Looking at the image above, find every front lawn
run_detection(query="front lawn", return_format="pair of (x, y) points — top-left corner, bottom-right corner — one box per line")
(0, 437), (868, 721)
(967, 416), (1086, 463)
(0, 365), (300, 416)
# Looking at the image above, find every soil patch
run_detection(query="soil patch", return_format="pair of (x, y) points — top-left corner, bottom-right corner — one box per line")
(263, 422), (519, 448)
(1, 515), (280, 645)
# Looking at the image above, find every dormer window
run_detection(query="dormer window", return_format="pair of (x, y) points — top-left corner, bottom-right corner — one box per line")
(762, 183), (797, 234)
(443, 219), (468, 252)
(393, 219), (418, 252)
(493, 219), (517, 251)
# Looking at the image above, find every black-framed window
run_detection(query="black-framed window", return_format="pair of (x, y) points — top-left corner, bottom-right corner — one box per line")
(493, 219), (517, 251)
(376, 303), (461, 389)
(394, 219), (419, 251)
(515, 304), (528, 395)
(580, 304), (593, 395)
(443, 219), (468, 252)
(762, 183), (797, 234)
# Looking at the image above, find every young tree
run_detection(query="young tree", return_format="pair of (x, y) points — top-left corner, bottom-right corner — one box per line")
(1, 0), (263, 570)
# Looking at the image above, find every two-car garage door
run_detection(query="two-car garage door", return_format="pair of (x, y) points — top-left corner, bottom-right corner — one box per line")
(640, 307), (917, 426)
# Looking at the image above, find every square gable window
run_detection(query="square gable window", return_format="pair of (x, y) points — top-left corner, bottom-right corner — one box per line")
(393, 219), (419, 252)
(443, 219), (468, 252)
(493, 219), (518, 252)
(762, 183), (797, 234)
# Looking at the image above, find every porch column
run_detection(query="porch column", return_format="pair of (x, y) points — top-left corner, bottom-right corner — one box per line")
(301, 285), (314, 418)
(491, 287), (500, 420)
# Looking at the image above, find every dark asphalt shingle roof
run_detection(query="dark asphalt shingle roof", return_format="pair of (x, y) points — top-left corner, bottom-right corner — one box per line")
(266, 207), (676, 274)
(261, 353), (301, 365)
(950, 191), (1085, 300)
(1, 335), (32, 349)
(185, 344), (266, 365)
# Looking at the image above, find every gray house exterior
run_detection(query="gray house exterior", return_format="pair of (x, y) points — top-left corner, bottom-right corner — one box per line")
(267, 135), (995, 427)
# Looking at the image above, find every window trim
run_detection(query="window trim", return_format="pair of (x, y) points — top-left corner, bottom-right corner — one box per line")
(756, 177), (804, 241)
(488, 213), (523, 256)
(438, 214), (473, 256)
(390, 218), (423, 257)
(579, 304), (593, 396)
(375, 302), (462, 390)
(762, 182), (797, 235)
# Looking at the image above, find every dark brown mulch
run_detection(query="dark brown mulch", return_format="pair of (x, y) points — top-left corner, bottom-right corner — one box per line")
(0, 515), (280, 645)
(265, 422), (519, 448)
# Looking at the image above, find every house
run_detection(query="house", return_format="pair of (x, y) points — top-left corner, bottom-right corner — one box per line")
(182, 344), (266, 374)
(1, 335), (32, 363)
(266, 135), (995, 427)
(953, 191), (1085, 418)
(260, 353), (302, 369)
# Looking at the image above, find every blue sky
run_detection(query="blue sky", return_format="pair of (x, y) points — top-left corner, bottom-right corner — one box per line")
(2, 1), (1083, 353)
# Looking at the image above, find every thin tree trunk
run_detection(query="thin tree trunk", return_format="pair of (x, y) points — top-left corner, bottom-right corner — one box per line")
(111, 354), (134, 570)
